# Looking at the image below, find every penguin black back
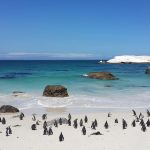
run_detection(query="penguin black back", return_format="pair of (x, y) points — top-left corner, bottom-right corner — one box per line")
(82, 126), (86, 135)
(147, 110), (150, 117)
(59, 118), (62, 125)
(115, 118), (118, 123)
(2, 117), (6, 125)
(84, 116), (88, 123)
(104, 121), (109, 129)
(42, 114), (47, 120)
(48, 127), (53, 135)
(31, 124), (37, 130)
(131, 120), (136, 127)
(68, 119), (71, 126)
(132, 110), (137, 116)
(80, 119), (83, 127)
(122, 119), (127, 129)
(68, 113), (71, 120)
(59, 132), (64, 142)
(94, 119), (98, 127)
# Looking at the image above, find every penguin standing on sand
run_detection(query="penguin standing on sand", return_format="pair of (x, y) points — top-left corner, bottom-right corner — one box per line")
(141, 124), (147, 132)
(146, 119), (150, 127)
(42, 114), (47, 120)
(0, 117), (2, 122)
(32, 114), (36, 121)
(19, 112), (24, 120)
(80, 119), (83, 127)
(94, 119), (98, 127)
(68, 119), (71, 126)
(68, 113), (71, 120)
(131, 120), (136, 127)
(135, 116), (139, 122)
(54, 120), (58, 127)
(43, 121), (47, 129)
(73, 119), (78, 129)
(59, 118), (62, 125)
(139, 113), (144, 120)
(84, 116), (88, 123)
(36, 120), (40, 125)
(108, 112), (111, 117)
(115, 118), (118, 123)
(2, 117), (6, 125)
(132, 110), (137, 116)
(31, 124), (37, 130)
(48, 127), (53, 135)
(19, 114), (23, 120)
(6, 128), (9, 136)
(140, 119), (145, 126)
(104, 121), (109, 129)
(82, 126), (86, 135)
(147, 110), (150, 117)
(43, 127), (48, 135)
(59, 132), (64, 142)
(122, 119), (127, 129)
(91, 122), (96, 130)
(8, 127), (12, 134)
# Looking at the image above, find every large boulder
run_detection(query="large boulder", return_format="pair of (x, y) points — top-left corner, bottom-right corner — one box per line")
(87, 72), (118, 80)
(0, 105), (19, 113)
(145, 67), (150, 74)
(43, 85), (69, 97)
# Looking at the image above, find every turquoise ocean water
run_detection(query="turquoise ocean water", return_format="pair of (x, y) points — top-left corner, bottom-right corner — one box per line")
(0, 60), (150, 111)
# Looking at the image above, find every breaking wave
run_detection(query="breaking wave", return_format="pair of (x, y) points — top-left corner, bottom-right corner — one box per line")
(0, 90), (150, 110)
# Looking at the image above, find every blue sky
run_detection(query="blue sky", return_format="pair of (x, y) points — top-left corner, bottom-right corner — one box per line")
(0, 0), (150, 60)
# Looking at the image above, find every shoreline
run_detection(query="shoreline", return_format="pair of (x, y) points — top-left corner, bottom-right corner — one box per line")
(1, 90), (150, 115)
(20, 106), (150, 116)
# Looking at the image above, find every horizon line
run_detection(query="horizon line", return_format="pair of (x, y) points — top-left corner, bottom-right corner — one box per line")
(0, 59), (102, 61)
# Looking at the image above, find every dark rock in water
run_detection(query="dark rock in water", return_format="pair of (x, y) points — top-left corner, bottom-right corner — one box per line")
(54, 69), (69, 72)
(104, 85), (112, 87)
(43, 85), (69, 97)
(0, 72), (32, 79)
(87, 72), (118, 80)
(145, 67), (150, 74)
(0, 105), (19, 113)
(0, 75), (16, 79)
(12, 91), (24, 94)
(12, 91), (24, 97)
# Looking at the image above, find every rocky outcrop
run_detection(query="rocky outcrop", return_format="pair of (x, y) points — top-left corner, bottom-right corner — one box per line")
(107, 55), (150, 63)
(87, 72), (118, 80)
(145, 67), (150, 74)
(0, 105), (19, 113)
(43, 85), (69, 97)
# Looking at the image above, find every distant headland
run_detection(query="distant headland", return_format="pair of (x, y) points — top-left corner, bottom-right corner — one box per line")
(99, 55), (150, 64)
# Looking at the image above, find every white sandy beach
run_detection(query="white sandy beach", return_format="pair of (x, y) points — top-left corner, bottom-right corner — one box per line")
(0, 110), (150, 150)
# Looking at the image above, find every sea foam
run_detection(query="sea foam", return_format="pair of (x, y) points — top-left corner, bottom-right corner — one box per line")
(1, 89), (150, 110)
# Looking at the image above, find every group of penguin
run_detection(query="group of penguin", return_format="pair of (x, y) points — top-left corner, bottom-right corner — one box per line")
(30, 113), (65, 142)
(30, 109), (150, 142)
(0, 117), (12, 136)
(1, 109), (150, 140)
(131, 109), (150, 132)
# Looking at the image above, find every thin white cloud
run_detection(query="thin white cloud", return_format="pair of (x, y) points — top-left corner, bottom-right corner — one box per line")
(0, 52), (97, 59)
(8, 52), (45, 56)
